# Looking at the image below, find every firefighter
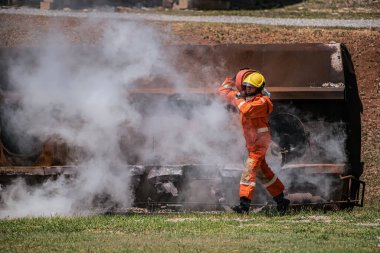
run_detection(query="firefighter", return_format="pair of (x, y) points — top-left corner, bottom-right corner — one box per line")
(218, 69), (290, 214)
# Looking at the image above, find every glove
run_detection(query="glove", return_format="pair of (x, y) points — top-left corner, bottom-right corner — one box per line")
(262, 88), (271, 98)
(235, 92), (245, 99)
(220, 77), (235, 89)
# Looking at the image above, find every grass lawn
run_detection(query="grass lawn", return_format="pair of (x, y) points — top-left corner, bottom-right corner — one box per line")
(0, 207), (379, 253)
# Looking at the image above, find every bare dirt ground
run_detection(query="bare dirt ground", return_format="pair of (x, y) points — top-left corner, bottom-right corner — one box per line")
(0, 13), (379, 204)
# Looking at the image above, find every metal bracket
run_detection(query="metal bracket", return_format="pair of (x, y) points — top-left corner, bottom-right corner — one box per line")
(340, 175), (365, 207)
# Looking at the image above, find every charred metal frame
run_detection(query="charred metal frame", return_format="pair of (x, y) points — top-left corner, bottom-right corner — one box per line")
(0, 43), (365, 211)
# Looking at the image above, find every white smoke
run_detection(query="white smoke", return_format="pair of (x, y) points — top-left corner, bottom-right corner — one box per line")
(136, 96), (241, 165)
(306, 121), (347, 164)
(0, 19), (243, 217)
(0, 18), (350, 216)
(267, 109), (348, 203)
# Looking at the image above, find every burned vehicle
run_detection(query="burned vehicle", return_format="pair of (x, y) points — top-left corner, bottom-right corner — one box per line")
(0, 43), (365, 213)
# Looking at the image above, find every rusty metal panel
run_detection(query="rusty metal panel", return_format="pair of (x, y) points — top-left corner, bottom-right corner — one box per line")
(0, 44), (346, 100)
(268, 87), (344, 100)
(134, 43), (345, 99)
(0, 166), (76, 176)
(281, 163), (346, 174)
(0, 43), (364, 210)
(0, 166), (46, 176)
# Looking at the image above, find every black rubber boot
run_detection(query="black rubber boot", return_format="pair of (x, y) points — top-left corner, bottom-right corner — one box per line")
(273, 192), (290, 215)
(232, 197), (251, 214)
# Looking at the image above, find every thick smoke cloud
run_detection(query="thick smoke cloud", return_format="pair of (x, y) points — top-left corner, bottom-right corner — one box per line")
(0, 18), (349, 217)
(268, 109), (348, 203)
(0, 19), (244, 217)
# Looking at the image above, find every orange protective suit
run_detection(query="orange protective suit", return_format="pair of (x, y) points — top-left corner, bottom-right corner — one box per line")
(218, 76), (285, 201)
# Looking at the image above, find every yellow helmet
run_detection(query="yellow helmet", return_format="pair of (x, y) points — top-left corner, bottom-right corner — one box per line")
(242, 72), (266, 88)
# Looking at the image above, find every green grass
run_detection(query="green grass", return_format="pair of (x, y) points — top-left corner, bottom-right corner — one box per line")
(1, 207), (379, 253)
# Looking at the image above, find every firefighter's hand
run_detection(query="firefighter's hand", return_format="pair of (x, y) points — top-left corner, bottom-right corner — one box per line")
(220, 77), (235, 89)
(235, 92), (246, 99)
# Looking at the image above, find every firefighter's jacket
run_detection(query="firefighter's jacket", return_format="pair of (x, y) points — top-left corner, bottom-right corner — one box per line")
(218, 77), (273, 152)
